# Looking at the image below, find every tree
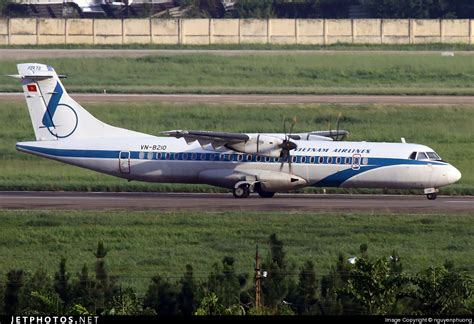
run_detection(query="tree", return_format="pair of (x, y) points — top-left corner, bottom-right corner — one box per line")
(177, 264), (198, 315)
(4, 270), (24, 315)
(235, 0), (275, 18)
(261, 233), (295, 310)
(342, 257), (400, 315)
(195, 292), (245, 315)
(71, 263), (95, 312)
(319, 253), (355, 315)
(104, 287), (155, 315)
(0, 0), (11, 16)
(389, 250), (403, 275)
(26, 290), (64, 315)
(409, 266), (472, 315)
(288, 260), (320, 314)
(93, 241), (118, 312)
(143, 274), (178, 315)
(194, 292), (226, 315)
(20, 266), (56, 314)
(365, 0), (463, 19)
(206, 256), (242, 308)
(0, 281), (4, 314)
(54, 257), (72, 305)
(95, 241), (108, 290)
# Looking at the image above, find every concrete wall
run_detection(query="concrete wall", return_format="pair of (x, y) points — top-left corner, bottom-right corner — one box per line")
(0, 18), (472, 45)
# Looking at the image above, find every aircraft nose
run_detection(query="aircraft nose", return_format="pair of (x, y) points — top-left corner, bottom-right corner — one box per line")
(448, 165), (462, 183)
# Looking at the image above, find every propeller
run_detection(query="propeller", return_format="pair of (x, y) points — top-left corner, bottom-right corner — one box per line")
(335, 112), (342, 141)
(280, 117), (298, 172)
(327, 112), (347, 141)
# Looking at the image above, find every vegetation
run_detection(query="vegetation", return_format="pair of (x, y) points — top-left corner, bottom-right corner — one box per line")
(229, 0), (474, 19)
(365, 0), (474, 19)
(178, 0), (474, 19)
(0, 102), (472, 194)
(0, 209), (472, 296)
(0, 231), (472, 315)
(1, 43), (473, 51)
(2, 53), (474, 95)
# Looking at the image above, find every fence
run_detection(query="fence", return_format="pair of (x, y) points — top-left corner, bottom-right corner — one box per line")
(0, 18), (472, 45)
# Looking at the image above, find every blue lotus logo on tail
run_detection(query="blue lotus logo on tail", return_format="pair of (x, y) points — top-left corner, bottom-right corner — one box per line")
(41, 82), (78, 138)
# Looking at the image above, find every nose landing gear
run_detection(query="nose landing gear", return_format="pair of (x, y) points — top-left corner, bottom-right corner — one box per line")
(426, 192), (437, 200)
(424, 188), (438, 200)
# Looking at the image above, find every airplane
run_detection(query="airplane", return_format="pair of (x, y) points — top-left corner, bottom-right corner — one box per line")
(10, 63), (461, 200)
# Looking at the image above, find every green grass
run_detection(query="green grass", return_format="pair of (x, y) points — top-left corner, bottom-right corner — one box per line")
(0, 210), (472, 293)
(1, 53), (474, 94)
(1, 102), (473, 194)
(1, 43), (473, 51)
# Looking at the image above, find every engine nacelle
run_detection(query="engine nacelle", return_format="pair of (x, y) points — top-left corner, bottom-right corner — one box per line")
(226, 135), (283, 158)
(257, 171), (307, 192)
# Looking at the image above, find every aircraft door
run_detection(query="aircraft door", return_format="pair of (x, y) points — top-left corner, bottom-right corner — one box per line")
(352, 154), (361, 170)
(119, 151), (131, 174)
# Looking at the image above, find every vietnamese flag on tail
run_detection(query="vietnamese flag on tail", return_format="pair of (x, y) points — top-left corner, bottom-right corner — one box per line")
(27, 84), (37, 92)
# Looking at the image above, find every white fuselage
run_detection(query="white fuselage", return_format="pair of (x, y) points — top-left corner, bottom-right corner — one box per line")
(16, 135), (461, 192)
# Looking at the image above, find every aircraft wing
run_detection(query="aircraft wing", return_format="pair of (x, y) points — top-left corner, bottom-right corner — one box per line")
(161, 130), (250, 149)
(299, 130), (349, 140)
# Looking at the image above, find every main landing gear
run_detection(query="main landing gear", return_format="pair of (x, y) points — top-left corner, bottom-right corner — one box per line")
(232, 182), (275, 199)
(233, 184), (250, 198)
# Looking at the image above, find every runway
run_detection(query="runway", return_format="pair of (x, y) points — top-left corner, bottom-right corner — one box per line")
(1, 192), (473, 214)
(2, 92), (473, 105)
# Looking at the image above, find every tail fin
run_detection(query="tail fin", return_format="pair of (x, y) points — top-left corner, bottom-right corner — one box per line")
(15, 63), (142, 141)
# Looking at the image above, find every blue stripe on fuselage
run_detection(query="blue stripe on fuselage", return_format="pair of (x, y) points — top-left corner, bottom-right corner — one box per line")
(314, 165), (381, 187)
(16, 144), (446, 187)
(16, 144), (119, 159)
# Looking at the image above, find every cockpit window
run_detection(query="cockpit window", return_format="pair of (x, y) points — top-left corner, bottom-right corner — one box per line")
(410, 151), (442, 161)
(417, 152), (428, 160)
(426, 151), (441, 160)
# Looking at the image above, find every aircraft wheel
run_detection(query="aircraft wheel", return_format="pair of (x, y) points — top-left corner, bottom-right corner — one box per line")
(258, 190), (275, 198)
(233, 184), (250, 198)
(426, 193), (437, 200)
